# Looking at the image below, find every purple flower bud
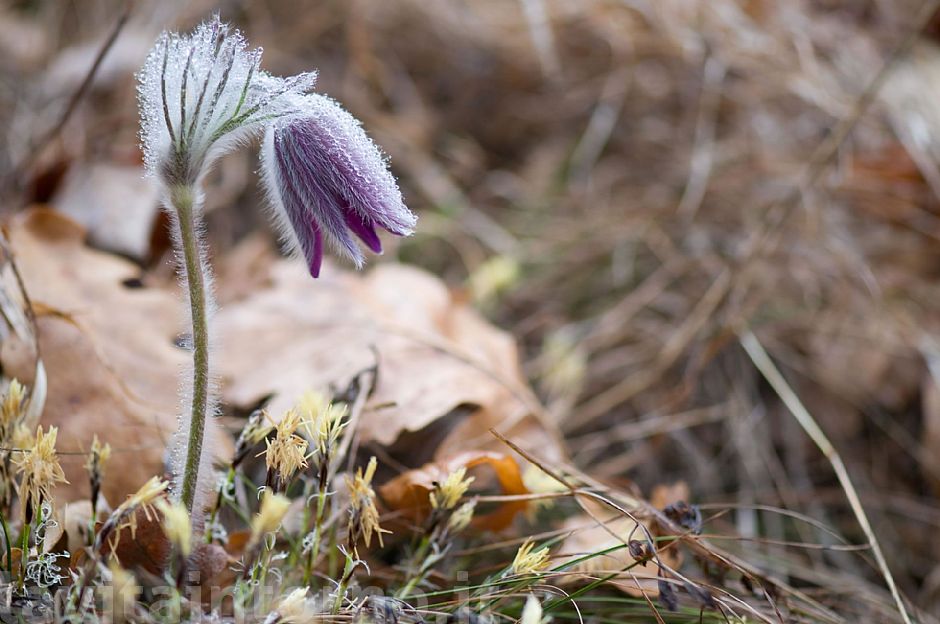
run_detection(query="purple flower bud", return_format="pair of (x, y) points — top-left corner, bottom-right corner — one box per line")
(261, 94), (417, 277)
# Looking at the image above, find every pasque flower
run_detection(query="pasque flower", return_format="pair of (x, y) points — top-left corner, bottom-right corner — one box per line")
(261, 95), (417, 277)
(138, 15), (416, 524)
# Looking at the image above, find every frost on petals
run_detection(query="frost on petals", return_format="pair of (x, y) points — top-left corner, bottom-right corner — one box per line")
(261, 94), (417, 277)
(137, 15), (316, 186)
(138, 16), (416, 279)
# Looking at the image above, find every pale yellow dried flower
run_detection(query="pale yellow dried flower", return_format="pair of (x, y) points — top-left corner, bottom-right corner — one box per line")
(520, 594), (543, 624)
(511, 540), (551, 576)
(346, 456), (389, 548)
(97, 476), (169, 550)
(0, 379), (25, 428)
(264, 410), (309, 484)
(123, 476), (169, 511)
(11, 423), (33, 451)
(85, 435), (112, 475)
(298, 391), (347, 456)
(271, 587), (313, 623)
(250, 491), (292, 547)
(14, 425), (67, 519)
(447, 500), (476, 533)
(429, 467), (474, 511)
(155, 499), (192, 556)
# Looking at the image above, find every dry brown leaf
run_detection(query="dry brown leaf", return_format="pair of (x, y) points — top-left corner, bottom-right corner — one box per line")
(53, 163), (160, 261)
(216, 257), (564, 463)
(0, 207), (230, 504)
(380, 450), (530, 531)
(99, 505), (170, 576)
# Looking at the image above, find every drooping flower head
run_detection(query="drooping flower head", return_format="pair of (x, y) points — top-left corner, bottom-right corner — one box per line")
(137, 15), (316, 186)
(139, 16), (416, 279)
(261, 94), (417, 277)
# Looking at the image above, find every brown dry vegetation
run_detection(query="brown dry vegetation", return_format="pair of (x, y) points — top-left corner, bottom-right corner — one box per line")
(2, 0), (940, 622)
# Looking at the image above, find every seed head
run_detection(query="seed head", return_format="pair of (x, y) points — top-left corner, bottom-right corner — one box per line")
(264, 409), (309, 488)
(85, 435), (112, 474)
(0, 379), (25, 429)
(429, 467), (474, 511)
(97, 476), (169, 551)
(511, 540), (551, 576)
(15, 425), (67, 521)
(520, 595), (544, 624)
(447, 500), (476, 533)
(250, 491), (291, 547)
(125, 475), (169, 511)
(11, 423), (33, 451)
(297, 391), (347, 457)
(260, 94), (417, 277)
(266, 587), (313, 624)
(346, 456), (389, 549)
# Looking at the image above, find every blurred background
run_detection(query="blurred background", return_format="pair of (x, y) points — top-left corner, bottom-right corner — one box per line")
(3, 0), (940, 617)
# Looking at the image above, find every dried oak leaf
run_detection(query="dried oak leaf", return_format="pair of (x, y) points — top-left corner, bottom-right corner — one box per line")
(99, 505), (170, 576)
(216, 258), (564, 464)
(0, 207), (230, 504)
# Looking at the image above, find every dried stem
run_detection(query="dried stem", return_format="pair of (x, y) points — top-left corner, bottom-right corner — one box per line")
(739, 330), (912, 624)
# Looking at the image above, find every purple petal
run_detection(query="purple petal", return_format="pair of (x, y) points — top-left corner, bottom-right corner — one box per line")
(344, 207), (382, 254)
(308, 219), (323, 277)
(262, 126), (332, 277)
(276, 123), (364, 266)
(292, 95), (416, 236)
(260, 94), (417, 277)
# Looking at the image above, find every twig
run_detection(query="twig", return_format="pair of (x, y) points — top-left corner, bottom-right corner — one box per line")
(739, 330), (912, 624)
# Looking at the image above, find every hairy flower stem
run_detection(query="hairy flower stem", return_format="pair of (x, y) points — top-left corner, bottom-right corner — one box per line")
(171, 184), (210, 514)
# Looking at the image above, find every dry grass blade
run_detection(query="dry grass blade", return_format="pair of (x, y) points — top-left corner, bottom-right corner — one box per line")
(740, 330), (913, 624)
